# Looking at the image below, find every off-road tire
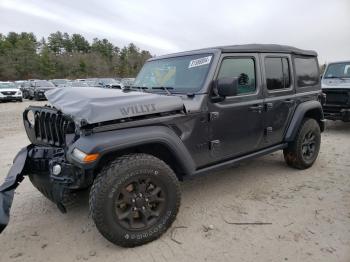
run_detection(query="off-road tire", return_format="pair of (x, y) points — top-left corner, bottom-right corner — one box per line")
(89, 153), (181, 247)
(283, 118), (321, 169)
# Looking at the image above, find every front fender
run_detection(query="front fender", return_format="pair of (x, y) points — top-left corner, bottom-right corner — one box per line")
(285, 100), (325, 142)
(68, 126), (196, 175)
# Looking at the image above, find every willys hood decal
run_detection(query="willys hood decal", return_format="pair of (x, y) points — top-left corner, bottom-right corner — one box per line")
(45, 87), (184, 125)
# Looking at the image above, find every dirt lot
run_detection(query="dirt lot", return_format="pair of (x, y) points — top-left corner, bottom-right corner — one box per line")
(0, 100), (349, 262)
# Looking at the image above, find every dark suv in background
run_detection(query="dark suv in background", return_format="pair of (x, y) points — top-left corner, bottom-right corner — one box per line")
(28, 80), (56, 100)
(1, 44), (324, 247)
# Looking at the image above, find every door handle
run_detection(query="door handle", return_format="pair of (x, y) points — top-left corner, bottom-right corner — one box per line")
(249, 105), (263, 113)
(265, 102), (273, 111)
(283, 99), (295, 104)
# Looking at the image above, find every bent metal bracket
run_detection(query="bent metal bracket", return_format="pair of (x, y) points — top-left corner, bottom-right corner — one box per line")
(0, 146), (28, 233)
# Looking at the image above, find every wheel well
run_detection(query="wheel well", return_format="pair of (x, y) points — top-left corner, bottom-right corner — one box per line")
(304, 108), (324, 131)
(94, 143), (186, 180)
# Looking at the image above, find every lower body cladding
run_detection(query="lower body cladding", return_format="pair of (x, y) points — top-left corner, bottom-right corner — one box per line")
(0, 145), (92, 232)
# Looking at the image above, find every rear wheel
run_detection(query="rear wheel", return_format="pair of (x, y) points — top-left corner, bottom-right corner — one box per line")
(89, 153), (181, 247)
(283, 118), (321, 169)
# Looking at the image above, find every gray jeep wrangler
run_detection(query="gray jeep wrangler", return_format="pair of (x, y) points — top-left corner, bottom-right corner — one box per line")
(0, 44), (325, 247)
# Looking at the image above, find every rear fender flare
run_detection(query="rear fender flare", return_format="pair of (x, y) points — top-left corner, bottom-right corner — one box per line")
(285, 100), (324, 142)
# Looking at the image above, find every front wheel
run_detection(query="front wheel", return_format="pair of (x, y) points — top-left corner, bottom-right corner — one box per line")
(89, 154), (181, 247)
(283, 118), (321, 169)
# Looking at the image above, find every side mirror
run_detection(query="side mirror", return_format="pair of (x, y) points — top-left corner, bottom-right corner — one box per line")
(216, 77), (239, 97)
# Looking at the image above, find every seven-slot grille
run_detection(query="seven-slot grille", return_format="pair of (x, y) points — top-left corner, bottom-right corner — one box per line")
(324, 90), (350, 105)
(24, 107), (75, 147)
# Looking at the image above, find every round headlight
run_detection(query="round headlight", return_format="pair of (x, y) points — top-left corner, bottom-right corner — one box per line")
(27, 110), (35, 126)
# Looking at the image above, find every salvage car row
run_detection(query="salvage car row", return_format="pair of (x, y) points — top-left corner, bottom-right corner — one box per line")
(0, 77), (135, 102)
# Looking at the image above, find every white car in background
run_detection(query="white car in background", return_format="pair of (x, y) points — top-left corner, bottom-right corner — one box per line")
(0, 82), (22, 102)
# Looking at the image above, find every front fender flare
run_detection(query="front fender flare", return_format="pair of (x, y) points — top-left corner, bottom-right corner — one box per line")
(68, 126), (196, 175)
(285, 100), (324, 142)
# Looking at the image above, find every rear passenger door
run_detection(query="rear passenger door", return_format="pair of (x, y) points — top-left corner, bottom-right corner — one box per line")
(260, 54), (296, 147)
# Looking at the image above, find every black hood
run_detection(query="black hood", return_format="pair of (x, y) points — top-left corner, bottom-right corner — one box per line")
(45, 87), (184, 125)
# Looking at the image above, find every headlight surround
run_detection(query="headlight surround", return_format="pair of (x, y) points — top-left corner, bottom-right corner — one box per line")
(16, 91), (22, 96)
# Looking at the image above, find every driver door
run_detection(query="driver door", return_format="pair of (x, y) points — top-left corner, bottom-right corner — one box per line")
(207, 54), (264, 163)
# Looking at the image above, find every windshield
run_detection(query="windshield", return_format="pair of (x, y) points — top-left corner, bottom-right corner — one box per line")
(133, 54), (213, 93)
(35, 80), (55, 87)
(99, 78), (119, 85)
(86, 80), (98, 87)
(71, 81), (89, 87)
(52, 79), (67, 85)
(0, 82), (17, 89)
(324, 62), (350, 79)
(121, 78), (135, 86)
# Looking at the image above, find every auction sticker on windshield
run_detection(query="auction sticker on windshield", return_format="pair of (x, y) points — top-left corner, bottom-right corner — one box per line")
(188, 56), (212, 68)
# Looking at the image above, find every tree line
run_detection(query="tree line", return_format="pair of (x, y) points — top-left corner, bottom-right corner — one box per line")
(0, 32), (152, 81)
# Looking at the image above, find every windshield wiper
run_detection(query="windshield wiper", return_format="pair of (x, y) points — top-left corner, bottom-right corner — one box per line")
(129, 86), (149, 92)
(151, 86), (174, 95)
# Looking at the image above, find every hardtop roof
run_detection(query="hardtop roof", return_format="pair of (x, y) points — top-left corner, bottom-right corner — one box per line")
(150, 44), (317, 61)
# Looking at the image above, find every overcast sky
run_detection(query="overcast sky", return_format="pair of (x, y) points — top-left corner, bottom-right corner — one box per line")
(0, 0), (349, 63)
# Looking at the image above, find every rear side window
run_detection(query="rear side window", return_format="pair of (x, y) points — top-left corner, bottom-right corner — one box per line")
(294, 57), (319, 87)
(217, 58), (256, 95)
(265, 57), (291, 90)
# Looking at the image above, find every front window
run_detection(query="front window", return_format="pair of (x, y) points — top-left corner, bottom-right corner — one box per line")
(324, 62), (350, 79)
(218, 57), (256, 95)
(133, 54), (213, 93)
(0, 82), (17, 89)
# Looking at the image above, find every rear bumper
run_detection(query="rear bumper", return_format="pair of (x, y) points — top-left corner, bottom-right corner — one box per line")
(34, 91), (47, 100)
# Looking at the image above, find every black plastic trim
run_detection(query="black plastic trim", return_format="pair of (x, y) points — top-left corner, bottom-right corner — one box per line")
(68, 126), (196, 175)
(285, 100), (324, 142)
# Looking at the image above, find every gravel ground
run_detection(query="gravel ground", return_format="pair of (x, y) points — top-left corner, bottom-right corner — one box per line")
(0, 100), (349, 262)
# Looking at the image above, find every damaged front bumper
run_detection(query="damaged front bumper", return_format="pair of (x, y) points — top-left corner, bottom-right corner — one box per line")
(0, 146), (28, 233)
(0, 145), (93, 233)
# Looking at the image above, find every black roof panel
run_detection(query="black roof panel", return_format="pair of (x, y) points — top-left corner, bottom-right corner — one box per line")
(217, 44), (317, 56)
(151, 44), (317, 61)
